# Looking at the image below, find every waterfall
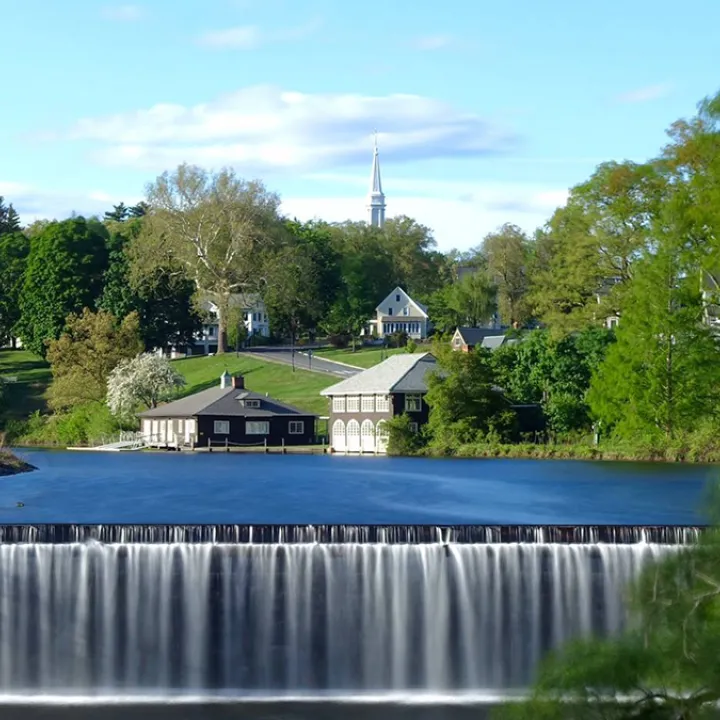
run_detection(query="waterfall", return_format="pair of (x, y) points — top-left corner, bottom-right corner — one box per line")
(0, 540), (674, 694)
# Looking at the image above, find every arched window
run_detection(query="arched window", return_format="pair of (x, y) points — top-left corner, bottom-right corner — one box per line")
(361, 419), (375, 453)
(332, 419), (346, 452)
(376, 420), (389, 453)
(346, 419), (361, 452)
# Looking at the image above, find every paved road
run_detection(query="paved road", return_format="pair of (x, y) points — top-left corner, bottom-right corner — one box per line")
(242, 347), (361, 378)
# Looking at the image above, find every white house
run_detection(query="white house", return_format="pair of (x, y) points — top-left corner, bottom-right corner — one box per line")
(163, 293), (270, 358)
(367, 287), (430, 340)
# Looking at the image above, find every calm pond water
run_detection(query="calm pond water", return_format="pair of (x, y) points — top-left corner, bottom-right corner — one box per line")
(1, 449), (713, 525)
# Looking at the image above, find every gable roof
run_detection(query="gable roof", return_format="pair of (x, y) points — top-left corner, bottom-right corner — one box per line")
(376, 287), (429, 318)
(138, 385), (314, 419)
(320, 352), (438, 396)
(454, 327), (504, 346)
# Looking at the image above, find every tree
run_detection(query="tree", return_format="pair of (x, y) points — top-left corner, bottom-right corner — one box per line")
(0, 232), (29, 346)
(104, 203), (129, 223)
(129, 201), (150, 218)
(492, 328), (615, 434)
(424, 343), (513, 447)
(134, 164), (283, 353)
(451, 269), (498, 327)
(16, 217), (109, 356)
(107, 353), (185, 419)
(0, 197), (21, 235)
(530, 162), (664, 335)
(100, 220), (202, 353)
(381, 215), (446, 298)
(499, 525), (720, 720)
(46, 309), (143, 411)
(588, 235), (720, 442)
(482, 223), (531, 325)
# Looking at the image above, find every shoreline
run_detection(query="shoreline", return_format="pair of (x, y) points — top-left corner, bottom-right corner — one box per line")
(0, 449), (37, 477)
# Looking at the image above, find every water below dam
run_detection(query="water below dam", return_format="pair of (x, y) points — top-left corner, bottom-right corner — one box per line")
(0, 524), (695, 696)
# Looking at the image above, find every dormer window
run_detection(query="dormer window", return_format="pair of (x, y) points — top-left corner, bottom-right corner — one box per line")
(245, 399), (261, 408)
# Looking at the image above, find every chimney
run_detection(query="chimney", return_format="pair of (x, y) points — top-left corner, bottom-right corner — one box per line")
(232, 375), (245, 389)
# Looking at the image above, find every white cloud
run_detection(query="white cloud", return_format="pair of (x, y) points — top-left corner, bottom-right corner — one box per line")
(67, 85), (518, 173)
(615, 83), (672, 104)
(197, 18), (321, 49)
(411, 34), (453, 51)
(101, 4), (144, 21)
(197, 25), (261, 49)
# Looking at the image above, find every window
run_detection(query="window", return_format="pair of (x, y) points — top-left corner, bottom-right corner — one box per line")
(214, 420), (230, 434)
(178, 419), (184, 433)
(405, 394), (422, 412)
(246, 420), (269, 435)
(361, 395), (375, 413)
(289, 420), (304, 434)
(409, 422), (419, 433)
(346, 396), (360, 413)
(208, 326), (216, 337)
(375, 394), (390, 413)
(395, 294), (400, 302)
(332, 397), (346, 413)
(245, 399), (261, 408)
(388, 307), (393, 316)
(403, 307), (409, 316)
(454, 336), (462, 346)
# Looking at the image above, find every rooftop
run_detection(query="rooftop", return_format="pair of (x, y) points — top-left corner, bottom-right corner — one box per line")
(320, 353), (438, 396)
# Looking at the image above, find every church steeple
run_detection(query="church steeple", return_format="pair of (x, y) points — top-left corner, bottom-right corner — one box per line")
(367, 131), (386, 228)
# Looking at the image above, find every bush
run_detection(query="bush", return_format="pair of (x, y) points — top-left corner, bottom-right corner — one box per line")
(386, 414), (426, 455)
(328, 333), (351, 349)
(406, 339), (418, 354)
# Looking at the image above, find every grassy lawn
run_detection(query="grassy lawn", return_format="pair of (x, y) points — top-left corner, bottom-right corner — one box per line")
(314, 346), (415, 368)
(172, 353), (335, 416)
(0, 349), (52, 423)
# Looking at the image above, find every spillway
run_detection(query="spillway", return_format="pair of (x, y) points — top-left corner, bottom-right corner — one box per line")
(0, 524), (701, 696)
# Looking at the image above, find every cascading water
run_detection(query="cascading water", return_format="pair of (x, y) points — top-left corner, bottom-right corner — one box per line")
(0, 526), (689, 696)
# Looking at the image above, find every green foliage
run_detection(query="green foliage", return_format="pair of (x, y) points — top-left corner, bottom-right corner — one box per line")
(99, 220), (201, 352)
(492, 328), (615, 434)
(16, 217), (109, 356)
(0, 196), (21, 235)
(588, 240), (720, 441)
(424, 344), (513, 447)
(427, 268), (498, 334)
(46, 309), (143, 411)
(386, 413), (425, 455)
(0, 231), (29, 344)
(406, 339), (418, 353)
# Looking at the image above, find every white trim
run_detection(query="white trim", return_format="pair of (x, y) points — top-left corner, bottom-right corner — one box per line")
(246, 420), (269, 435)
(288, 420), (304, 435)
(214, 420), (230, 435)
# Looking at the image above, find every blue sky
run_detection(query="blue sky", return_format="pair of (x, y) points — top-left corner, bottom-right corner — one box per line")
(1, 0), (719, 250)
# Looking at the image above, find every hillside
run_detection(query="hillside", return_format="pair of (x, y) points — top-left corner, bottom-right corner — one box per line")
(172, 354), (335, 416)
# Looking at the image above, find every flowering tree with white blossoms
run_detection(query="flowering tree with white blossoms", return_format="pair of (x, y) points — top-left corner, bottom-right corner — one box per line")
(107, 353), (185, 419)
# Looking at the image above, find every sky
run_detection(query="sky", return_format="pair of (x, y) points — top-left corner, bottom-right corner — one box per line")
(1, 0), (719, 252)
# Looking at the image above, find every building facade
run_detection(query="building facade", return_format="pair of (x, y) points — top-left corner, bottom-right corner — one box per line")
(321, 353), (437, 454)
(367, 287), (430, 340)
(138, 372), (317, 449)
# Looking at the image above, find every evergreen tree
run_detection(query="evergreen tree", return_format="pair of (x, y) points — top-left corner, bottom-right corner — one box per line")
(16, 218), (109, 357)
(104, 203), (129, 222)
(0, 196), (21, 235)
(588, 233), (720, 441)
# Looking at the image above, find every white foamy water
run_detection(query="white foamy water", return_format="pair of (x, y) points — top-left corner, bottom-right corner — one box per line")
(0, 542), (671, 693)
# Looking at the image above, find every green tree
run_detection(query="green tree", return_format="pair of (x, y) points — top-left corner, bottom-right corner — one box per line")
(424, 343), (513, 446)
(134, 164), (283, 353)
(530, 162), (663, 335)
(46, 309), (143, 411)
(482, 223), (531, 325)
(17, 217), (109, 356)
(129, 201), (150, 218)
(100, 221), (201, 353)
(588, 238), (720, 441)
(492, 328), (614, 434)
(104, 202), (129, 222)
(0, 232), (29, 346)
(0, 197), (21, 235)
(451, 269), (498, 327)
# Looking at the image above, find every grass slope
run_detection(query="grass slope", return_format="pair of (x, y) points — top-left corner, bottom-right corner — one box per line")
(172, 354), (336, 416)
(314, 346), (407, 369)
(0, 350), (52, 423)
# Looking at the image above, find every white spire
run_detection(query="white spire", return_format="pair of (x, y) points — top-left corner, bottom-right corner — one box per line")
(367, 130), (386, 228)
